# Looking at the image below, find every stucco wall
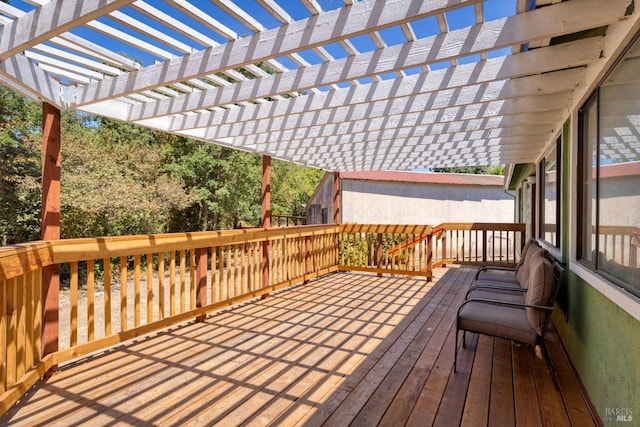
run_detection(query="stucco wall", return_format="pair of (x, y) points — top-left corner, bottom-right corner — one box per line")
(340, 180), (514, 225)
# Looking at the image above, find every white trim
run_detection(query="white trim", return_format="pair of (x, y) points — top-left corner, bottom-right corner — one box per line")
(570, 261), (640, 322)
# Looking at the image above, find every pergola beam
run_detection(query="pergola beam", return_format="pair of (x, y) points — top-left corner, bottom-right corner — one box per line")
(0, 0), (136, 60)
(0, 54), (62, 106)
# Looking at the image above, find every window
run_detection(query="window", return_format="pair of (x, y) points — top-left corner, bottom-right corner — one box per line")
(540, 139), (561, 247)
(578, 36), (640, 297)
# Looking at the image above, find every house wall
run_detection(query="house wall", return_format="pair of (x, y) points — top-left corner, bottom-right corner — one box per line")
(532, 120), (640, 426)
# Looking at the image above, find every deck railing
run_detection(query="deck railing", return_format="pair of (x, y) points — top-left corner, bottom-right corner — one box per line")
(338, 224), (435, 280)
(0, 225), (339, 413)
(0, 222), (524, 414)
(432, 222), (526, 267)
(271, 214), (307, 227)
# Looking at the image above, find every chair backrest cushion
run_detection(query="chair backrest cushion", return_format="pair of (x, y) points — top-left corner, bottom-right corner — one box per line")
(516, 245), (544, 287)
(524, 255), (555, 335)
(515, 239), (536, 270)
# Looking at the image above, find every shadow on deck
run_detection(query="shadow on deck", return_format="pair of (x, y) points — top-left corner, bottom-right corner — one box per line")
(2, 268), (597, 426)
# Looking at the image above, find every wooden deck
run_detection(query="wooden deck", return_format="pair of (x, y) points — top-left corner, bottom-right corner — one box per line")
(2, 267), (597, 426)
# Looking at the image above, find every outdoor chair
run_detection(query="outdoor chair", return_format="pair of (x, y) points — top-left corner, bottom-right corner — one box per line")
(473, 239), (539, 283)
(455, 253), (564, 390)
(468, 241), (544, 296)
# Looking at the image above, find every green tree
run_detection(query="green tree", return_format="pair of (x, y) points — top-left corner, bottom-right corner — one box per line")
(271, 161), (324, 217)
(60, 115), (193, 237)
(432, 165), (505, 175)
(161, 136), (261, 231)
(0, 85), (42, 244)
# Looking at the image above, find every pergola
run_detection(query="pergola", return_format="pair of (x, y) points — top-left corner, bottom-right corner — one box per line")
(1, 0), (636, 173)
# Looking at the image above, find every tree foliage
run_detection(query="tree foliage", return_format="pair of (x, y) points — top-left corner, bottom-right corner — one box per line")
(161, 136), (262, 231)
(271, 161), (324, 217)
(0, 85), (42, 244)
(60, 115), (193, 237)
(431, 165), (505, 175)
(0, 85), (327, 242)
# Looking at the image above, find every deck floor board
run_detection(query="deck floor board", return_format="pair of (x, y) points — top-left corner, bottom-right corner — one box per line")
(2, 268), (597, 426)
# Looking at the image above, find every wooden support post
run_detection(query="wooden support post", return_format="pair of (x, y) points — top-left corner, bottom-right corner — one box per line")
(195, 248), (208, 322)
(262, 156), (271, 295)
(333, 172), (341, 224)
(41, 103), (61, 361)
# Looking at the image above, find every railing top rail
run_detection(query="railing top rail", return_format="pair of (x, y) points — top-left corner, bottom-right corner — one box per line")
(597, 225), (640, 236)
(339, 224), (433, 234)
(0, 224), (340, 281)
(434, 222), (526, 232)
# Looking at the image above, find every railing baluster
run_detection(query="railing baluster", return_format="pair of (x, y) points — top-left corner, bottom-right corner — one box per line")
(120, 256), (128, 332)
(104, 258), (111, 336)
(226, 246), (232, 299)
(6, 277), (16, 388)
(211, 247), (218, 303)
(190, 250), (196, 311)
(169, 251), (176, 317)
(70, 262), (78, 347)
(0, 279), (6, 393)
(134, 255), (141, 328)
(158, 254), (165, 320)
(16, 274), (26, 379)
(218, 247), (225, 300)
(25, 272), (34, 371)
(147, 253), (154, 324)
(234, 244), (240, 298)
(87, 259), (95, 341)
(34, 271), (42, 367)
(179, 250), (186, 313)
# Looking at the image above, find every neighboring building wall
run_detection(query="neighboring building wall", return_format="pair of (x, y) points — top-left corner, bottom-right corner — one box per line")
(306, 173), (336, 224)
(306, 172), (514, 225)
(341, 180), (513, 225)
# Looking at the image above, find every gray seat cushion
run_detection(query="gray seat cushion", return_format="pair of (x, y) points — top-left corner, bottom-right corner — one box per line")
(457, 301), (538, 345)
(473, 278), (521, 290)
(467, 288), (526, 305)
(475, 270), (519, 283)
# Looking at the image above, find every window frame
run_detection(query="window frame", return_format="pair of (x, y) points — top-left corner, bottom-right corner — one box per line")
(576, 43), (640, 298)
(577, 91), (599, 271)
(538, 137), (561, 248)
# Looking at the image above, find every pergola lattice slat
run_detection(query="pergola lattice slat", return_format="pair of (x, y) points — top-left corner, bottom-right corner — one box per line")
(116, 1), (620, 123)
(0, 0), (638, 171)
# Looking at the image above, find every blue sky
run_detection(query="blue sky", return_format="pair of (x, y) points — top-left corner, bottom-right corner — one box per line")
(9, 0), (516, 69)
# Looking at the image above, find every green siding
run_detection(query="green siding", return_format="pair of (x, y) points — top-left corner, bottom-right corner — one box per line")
(552, 274), (639, 426)
(552, 119), (640, 426)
